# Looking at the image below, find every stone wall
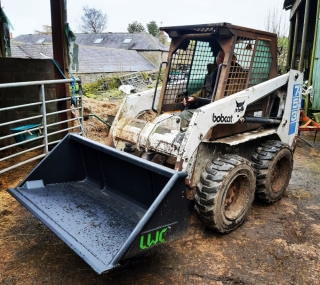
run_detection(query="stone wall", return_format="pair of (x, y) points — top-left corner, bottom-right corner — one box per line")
(139, 51), (169, 67)
(74, 72), (117, 84)
(0, 58), (57, 145)
(74, 71), (150, 84)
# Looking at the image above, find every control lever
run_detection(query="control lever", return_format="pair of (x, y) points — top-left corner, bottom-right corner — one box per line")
(183, 90), (189, 110)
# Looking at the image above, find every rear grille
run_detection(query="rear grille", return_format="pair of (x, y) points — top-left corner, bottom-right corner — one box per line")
(224, 37), (255, 96)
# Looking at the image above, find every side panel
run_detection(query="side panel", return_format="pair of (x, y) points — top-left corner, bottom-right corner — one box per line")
(277, 70), (303, 146)
(177, 73), (290, 176)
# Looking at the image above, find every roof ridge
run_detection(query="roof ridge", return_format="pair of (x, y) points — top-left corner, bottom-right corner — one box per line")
(70, 44), (139, 52)
(13, 32), (169, 51)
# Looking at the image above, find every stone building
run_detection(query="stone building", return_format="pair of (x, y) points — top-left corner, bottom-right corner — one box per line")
(12, 32), (169, 82)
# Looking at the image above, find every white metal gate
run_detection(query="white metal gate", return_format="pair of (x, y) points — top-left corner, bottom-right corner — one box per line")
(0, 78), (84, 174)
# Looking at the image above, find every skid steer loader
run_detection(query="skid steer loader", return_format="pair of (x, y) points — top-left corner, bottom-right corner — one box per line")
(8, 23), (303, 274)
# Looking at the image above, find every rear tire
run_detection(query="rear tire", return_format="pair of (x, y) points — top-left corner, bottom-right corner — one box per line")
(252, 140), (293, 203)
(194, 155), (255, 233)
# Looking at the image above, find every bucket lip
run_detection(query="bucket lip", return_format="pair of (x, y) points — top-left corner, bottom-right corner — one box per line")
(10, 124), (40, 131)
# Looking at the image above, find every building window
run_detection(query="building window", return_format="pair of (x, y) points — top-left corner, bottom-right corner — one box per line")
(94, 38), (103, 44)
(123, 38), (132, 44)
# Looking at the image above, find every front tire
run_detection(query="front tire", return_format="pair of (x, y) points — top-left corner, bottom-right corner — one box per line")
(194, 155), (256, 233)
(252, 140), (293, 203)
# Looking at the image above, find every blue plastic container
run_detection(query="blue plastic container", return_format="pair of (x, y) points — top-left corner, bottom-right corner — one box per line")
(10, 124), (40, 143)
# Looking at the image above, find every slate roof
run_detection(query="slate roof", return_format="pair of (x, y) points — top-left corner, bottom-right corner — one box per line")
(10, 42), (157, 73)
(10, 43), (53, 59)
(75, 45), (158, 73)
(13, 32), (169, 52)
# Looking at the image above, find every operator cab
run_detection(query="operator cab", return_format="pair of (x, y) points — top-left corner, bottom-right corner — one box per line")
(159, 23), (277, 115)
(163, 38), (223, 111)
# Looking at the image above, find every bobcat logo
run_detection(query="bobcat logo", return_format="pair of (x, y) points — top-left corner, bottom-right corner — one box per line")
(235, 101), (245, 112)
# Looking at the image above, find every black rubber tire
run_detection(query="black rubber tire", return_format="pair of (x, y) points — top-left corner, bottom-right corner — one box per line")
(194, 155), (256, 233)
(252, 140), (293, 203)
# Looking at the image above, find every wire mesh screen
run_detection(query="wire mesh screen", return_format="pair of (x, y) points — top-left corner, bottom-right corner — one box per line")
(188, 42), (215, 95)
(163, 40), (216, 106)
(163, 37), (273, 111)
(246, 39), (273, 113)
(248, 40), (273, 87)
(224, 37), (255, 96)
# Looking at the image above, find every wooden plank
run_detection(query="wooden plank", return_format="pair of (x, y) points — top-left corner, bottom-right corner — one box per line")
(50, 0), (71, 137)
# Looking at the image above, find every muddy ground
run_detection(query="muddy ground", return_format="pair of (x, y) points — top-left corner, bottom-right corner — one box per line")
(1, 97), (320, 284)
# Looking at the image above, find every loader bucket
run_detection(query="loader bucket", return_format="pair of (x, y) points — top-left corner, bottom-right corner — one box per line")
(8, 134), (188, 274)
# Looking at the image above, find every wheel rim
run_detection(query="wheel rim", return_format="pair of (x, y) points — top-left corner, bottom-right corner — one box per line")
(224, 174), (250, 220)
(271, 154), (290, 192)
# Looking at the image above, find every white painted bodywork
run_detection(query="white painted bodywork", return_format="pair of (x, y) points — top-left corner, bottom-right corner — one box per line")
(178, 70), (303, 173)
(110, 70), (303, 181)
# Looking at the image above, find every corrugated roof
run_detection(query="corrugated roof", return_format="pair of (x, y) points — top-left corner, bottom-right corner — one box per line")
(13, 32), (169, 52)
(10, 42), (157, 73)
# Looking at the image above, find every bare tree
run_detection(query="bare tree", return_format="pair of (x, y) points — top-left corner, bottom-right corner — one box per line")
(80, 6), (107, 33)
(265, 6), (288, 36)
(264, 5), (289, 74)
(34, 25), (52, 34)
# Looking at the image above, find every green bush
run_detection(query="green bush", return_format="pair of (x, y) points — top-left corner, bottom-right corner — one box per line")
(80, 76), (121, 97)
(141, 72), (149, 80)
(81, 82), (100, 95)
(158, 68), (166, 82)
(77, 72), (162, 98)
(85, 93), (97, 99)
(106, 76), (121, 90)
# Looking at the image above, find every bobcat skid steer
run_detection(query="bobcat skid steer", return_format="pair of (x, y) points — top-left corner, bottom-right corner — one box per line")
(8, 23), (303, 274)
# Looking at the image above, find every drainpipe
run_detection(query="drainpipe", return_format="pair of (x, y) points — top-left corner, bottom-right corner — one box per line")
(291, 10), (300, 69)
(308, 0), (320, 85)
(299, 0), (311, 72)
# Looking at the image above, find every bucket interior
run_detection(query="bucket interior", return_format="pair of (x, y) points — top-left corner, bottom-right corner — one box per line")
(8, 134), (188, 274)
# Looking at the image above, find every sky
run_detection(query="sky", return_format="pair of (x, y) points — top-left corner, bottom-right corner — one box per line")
(1, 0), (290, 37)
